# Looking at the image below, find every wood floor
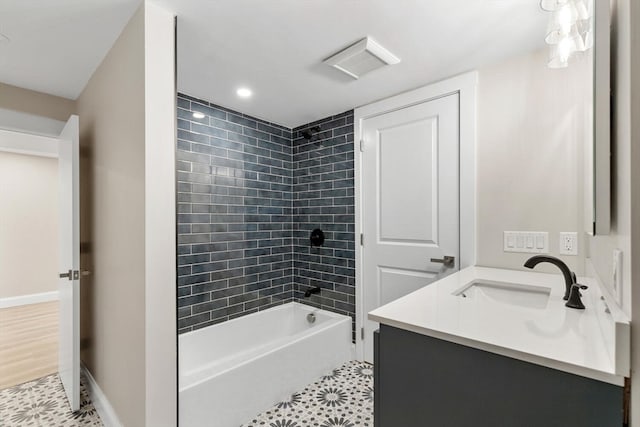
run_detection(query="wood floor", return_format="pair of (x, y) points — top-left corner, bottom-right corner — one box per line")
(0, 301), (58, 390)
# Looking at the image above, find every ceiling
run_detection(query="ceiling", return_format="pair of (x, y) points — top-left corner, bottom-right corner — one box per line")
(158, 0), (548, 128)
(0, 0), (141, 99)
(1, 0), (547, 128)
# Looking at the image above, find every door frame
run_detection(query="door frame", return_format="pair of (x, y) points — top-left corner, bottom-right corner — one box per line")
(354, 71), (478, 360)
(0, 128), (59, 158)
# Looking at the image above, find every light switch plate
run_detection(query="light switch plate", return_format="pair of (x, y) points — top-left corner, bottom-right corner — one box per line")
(504, 231), (548, 254)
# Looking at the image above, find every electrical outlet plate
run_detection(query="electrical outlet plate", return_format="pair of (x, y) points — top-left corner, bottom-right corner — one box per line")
(559, 232), (578, 256)
(503, 231), (548, 254)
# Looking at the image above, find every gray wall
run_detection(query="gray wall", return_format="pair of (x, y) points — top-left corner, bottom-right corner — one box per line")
(176, 93), (355, 335)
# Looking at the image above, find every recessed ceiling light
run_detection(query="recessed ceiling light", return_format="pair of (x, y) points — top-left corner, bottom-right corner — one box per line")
(237, 88), (252, 98)
(192, 112), (205, 119)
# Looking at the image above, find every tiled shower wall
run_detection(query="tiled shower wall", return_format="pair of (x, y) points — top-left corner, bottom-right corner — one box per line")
(292, 114), (356, 330)
(177, 94), (294, 333)
(176, 93), (355, 334)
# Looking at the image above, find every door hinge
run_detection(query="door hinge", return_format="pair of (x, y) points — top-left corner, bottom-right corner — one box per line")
(359, 139), (364, 152)
(361, 327), (365, 340)
(360, 233), (363, 246)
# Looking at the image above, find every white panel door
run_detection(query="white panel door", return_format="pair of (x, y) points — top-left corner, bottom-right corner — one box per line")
(58, 115), (80, 411)
(362, 94), (459, 362)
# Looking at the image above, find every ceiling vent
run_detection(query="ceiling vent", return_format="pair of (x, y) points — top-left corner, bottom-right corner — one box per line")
(323, 37), (400, 79)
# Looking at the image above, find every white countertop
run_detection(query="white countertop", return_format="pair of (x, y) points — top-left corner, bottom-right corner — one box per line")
(368, 266), (630, 386)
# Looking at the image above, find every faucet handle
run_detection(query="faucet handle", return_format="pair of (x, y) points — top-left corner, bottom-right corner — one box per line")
(565, 283), (587, 310)
(570, 272), (589, 295)
(577, 283), (588, 297)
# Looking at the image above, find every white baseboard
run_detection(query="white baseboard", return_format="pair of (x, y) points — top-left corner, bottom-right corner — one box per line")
(81, 364), (123, 427)
(0, 291), (59, 309)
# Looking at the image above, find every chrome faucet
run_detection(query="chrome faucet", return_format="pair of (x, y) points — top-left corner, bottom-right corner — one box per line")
(523, 255), (587, 309)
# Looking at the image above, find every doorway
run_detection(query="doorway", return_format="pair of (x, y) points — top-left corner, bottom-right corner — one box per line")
(354, 73), (478, 362)
(0, 150), (60, 388)
(0, 152), (58, 389)
(0, 118), (81, 413)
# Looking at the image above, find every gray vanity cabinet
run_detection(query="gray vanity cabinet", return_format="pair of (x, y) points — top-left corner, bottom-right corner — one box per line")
(373, 326), (623, 427)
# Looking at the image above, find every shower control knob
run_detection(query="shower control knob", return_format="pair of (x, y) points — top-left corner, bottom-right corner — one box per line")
(310, 228), (325, 247)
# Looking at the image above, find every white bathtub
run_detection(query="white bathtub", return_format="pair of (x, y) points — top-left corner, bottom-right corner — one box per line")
(179, 302), (353, 427)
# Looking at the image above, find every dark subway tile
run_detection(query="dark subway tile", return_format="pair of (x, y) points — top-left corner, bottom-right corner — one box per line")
(257, 122), (283, 136)
(178, 253), (210, 266)
(177, 273), (211, 287)
(177, 95), (355, 335)
(192, 123), (228, 139)
(228, 113), (257, 128)
(189, 101), (227, 120)
(178, 293), (210, 308)
(177, 97), (190, 109)
(212, 286), (245, 300)
(192, 280), (228, 294)
(192, 261), (228, 274)
(243, 127), (270, 141)
(178, 312), (211, 329)
(192, 299), (229, 315)
(179, 129), (209, 144)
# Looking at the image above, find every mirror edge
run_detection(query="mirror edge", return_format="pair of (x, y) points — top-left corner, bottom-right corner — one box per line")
(593, 0), (611, 236)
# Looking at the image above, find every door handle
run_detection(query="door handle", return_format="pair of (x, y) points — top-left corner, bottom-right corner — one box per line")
(430, 256), (455, 268)
(59, 270), (90, 280)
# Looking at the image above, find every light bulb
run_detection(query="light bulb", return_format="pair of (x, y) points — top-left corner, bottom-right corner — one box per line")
(556, 2), (577, 27)
(236, 88), (252, 98)
(558, 37), (574, 62)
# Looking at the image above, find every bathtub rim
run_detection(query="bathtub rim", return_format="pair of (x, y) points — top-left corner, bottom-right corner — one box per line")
(179, 301), (347, 341)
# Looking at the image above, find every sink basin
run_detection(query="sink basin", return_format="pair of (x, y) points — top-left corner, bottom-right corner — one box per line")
(453, 279), (551, 309)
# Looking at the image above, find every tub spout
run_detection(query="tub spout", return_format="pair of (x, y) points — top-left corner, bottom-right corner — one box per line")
(304, 286), (321, 298)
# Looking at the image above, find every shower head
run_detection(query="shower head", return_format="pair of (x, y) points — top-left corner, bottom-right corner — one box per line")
(301, 126), (322, 140)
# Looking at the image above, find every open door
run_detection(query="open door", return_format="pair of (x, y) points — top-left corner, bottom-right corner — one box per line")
(57, 115), (80, 411)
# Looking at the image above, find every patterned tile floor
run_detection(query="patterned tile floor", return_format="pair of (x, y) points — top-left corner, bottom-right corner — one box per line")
(241, 361), (374, 427)
(0, 373), (103, 426)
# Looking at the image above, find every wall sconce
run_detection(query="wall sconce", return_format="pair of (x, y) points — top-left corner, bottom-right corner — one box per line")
(540, 0), (593, 68)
